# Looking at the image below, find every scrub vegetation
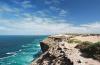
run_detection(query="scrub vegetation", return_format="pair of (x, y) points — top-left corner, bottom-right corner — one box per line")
(76, 41), (100, 61)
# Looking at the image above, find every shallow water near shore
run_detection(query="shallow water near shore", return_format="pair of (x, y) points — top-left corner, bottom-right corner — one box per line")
(0, 35), (47, 65)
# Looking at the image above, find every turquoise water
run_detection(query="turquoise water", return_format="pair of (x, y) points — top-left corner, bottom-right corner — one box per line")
(0, 35), (47, 65)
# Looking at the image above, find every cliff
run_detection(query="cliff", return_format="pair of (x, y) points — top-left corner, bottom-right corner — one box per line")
(31, 34), (100, 65)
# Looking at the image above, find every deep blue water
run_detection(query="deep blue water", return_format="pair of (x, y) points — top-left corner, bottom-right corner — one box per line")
(0, 35), (47, 65)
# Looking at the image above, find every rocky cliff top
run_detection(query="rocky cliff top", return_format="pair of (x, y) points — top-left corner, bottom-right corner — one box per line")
(31, 34), (100, 65)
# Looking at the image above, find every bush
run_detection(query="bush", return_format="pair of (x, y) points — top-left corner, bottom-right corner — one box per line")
(67, 39), (82, 43)
(67, 39), (74, 43)
(85, 42), (100, 56)
(75, 41), (92, 49)
(74, 39), (82, 43)
(76, 41), (100, 61)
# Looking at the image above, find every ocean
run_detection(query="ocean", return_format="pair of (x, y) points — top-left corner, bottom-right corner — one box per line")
(0, 35), (47, 65)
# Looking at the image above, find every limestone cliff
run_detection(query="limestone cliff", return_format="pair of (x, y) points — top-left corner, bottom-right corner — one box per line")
(31, 35), (100, 65)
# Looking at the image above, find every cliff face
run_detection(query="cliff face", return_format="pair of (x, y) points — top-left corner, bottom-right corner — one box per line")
(32, 41), (73, 65)
(40, 35), (67, 52)
(31, 35), (73, 65)
(40, 42), (49, 52)
(31, 35), (100, 65)
(32, 43), (73, 65)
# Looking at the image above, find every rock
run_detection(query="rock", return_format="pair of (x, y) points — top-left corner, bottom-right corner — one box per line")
(77, 60), (81, 63)
(31, 35), (100, 65)
(40, 42), (49, 52)
(31, 42), (73, 65)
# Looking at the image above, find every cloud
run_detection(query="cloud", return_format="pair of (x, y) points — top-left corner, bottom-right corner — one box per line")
(81, 22), (100, 28)
(49, 6), (60, 11)
(59, 10), (68, 16)
(21, 0), (33, 8)
(0, 2), (31, 19)
(0, 5), (13, 12)
(0, 3), (22, 17)
(44, 0), (60, 5)
(0, 26), (8, 31)
(80, 22), (100, 34)
(33, 11), (49, 17)
(49, 5), (68, 17)
(0, 0), (100, 35)
(0, 16), (100, 35)
(13, 0), (34, 9)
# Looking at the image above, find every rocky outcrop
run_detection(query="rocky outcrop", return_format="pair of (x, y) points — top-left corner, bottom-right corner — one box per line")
(31, 42), (73, 65)
(40, 35), (69, 52)
(31, 35), (100, 65)
(40, 42), (49, 52)
(40, 36), (65, 52)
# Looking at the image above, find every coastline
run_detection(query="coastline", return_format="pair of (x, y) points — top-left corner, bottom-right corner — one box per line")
(0, 35), (46, 65)
(31, 34), (100, 65)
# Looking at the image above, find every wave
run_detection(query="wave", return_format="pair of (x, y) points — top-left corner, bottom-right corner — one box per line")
(18, 49), (22, 52)
(6, 52), (16, 55)
(0, 54), (15, 60)
(22, 45), (29, 47)
(22, 44), (33, 48)
(0, 51), (18, 60)
(0, 36), (46, 65)
(36, 44), (40, 47)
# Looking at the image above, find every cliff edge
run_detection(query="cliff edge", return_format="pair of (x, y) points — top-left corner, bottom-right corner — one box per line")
(31, 34), (100, 65)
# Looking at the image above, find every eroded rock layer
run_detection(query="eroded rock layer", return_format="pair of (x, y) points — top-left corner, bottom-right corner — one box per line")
(31, 35), (100, 65)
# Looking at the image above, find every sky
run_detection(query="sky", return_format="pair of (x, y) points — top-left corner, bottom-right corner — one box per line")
(0, 0), (100, 35)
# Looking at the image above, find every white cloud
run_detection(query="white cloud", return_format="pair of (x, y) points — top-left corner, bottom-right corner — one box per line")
(21, 0), (33, 8)
(59, 10), (68, 16)
(0, 5), (13, 12)
(44, 0), (60, 5)
(81, 22), (100, 28)
(0, 16), (100, 35)
(49, 6), (68, 17)
(49, 6), (60, 11)
(80, 22), (100, 34)
(13, 0), (33, 9)
(0, 26), (8, 30)
(0, 0), (99, 35)
(33, 11), (49, 17)
(0, 4), (22, 16)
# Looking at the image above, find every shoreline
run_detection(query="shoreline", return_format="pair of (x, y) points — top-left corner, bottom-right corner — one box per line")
(31, 34), (100, 65)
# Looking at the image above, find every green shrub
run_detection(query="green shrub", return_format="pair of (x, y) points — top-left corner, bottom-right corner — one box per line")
(77, 41), (100, 61)
(67, 39), (82, 43)
(82, 41), (93, 45)
(74, 39), (82, 43)
(75, 41), (92, 49)
(85, 42), (100, 54)
(67, 39), (75, 43)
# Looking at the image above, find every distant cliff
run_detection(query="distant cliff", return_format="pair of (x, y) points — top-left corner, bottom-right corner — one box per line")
(31, 34), (100, 65)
